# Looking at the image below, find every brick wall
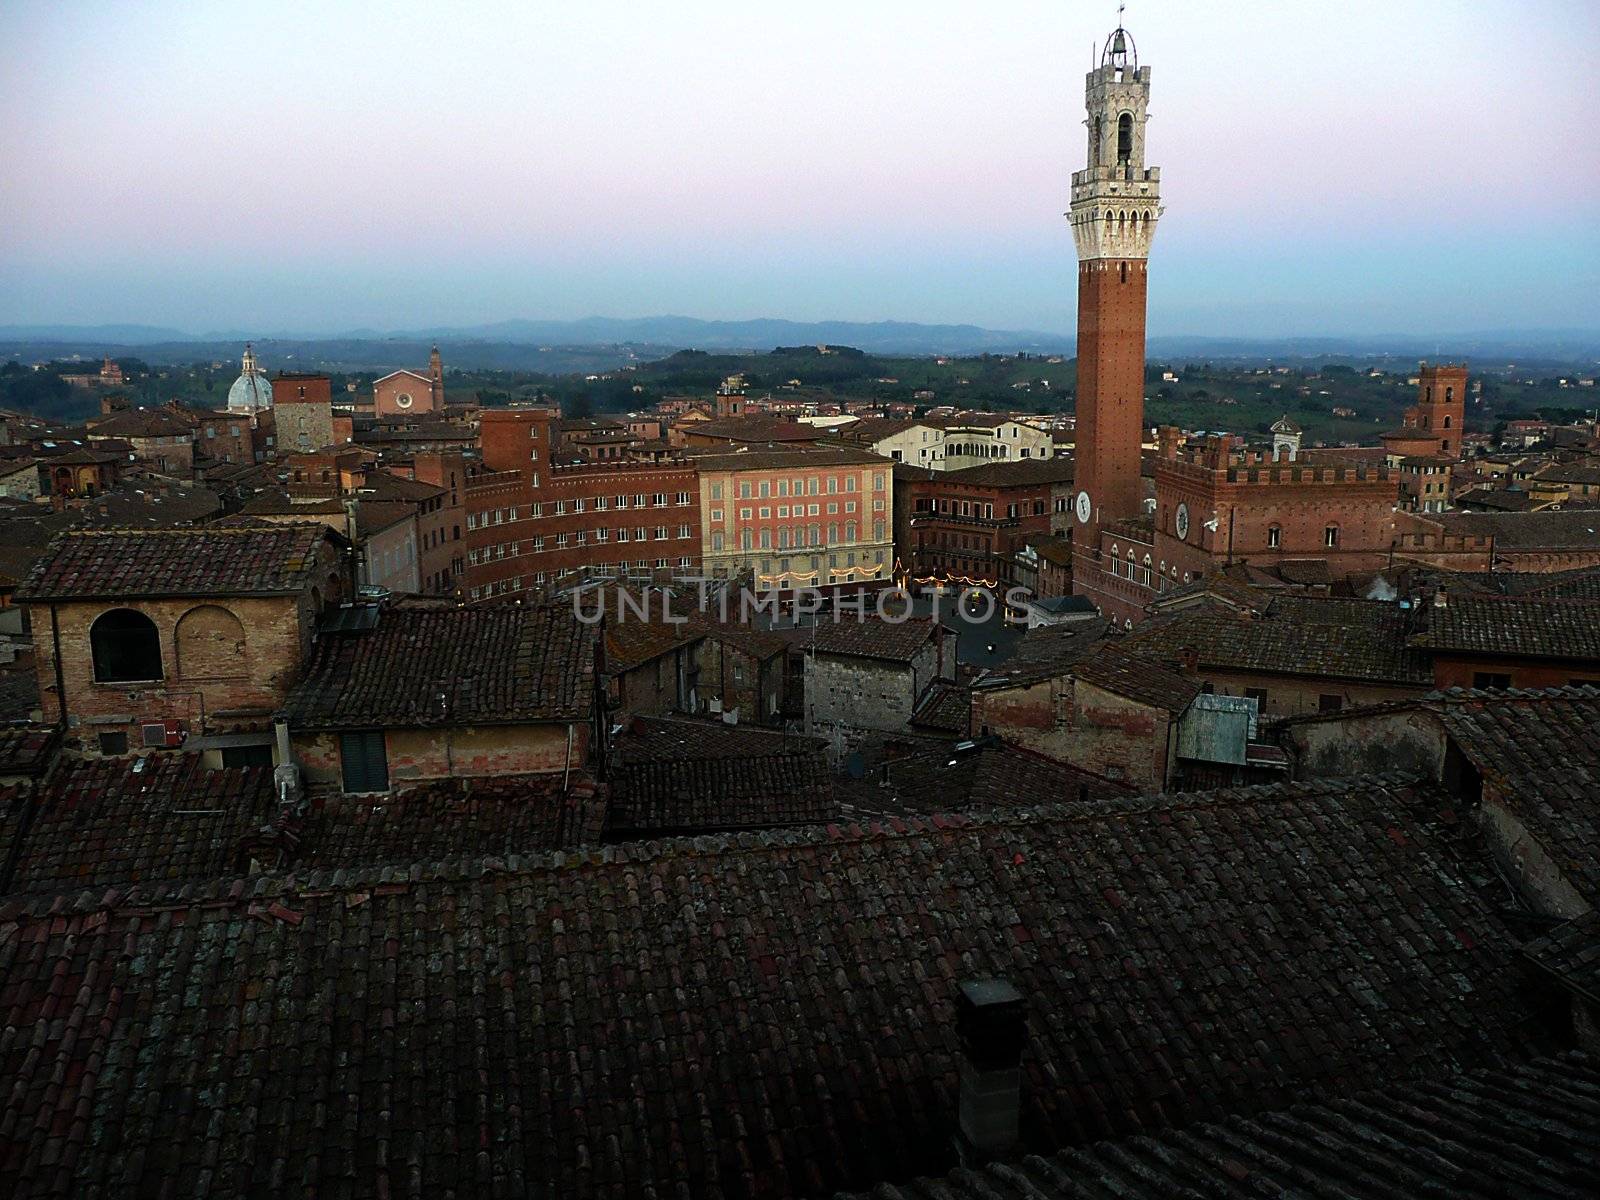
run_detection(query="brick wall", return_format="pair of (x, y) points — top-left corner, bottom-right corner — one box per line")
(698, 638), (784, 724)
(1074, 258), (1148, 545)
(293, 722), (587, 789)
(972, 676), (1172, 792)
(32, 591), (325, 754)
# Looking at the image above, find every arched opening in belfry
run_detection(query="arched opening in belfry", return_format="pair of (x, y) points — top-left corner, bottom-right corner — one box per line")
(1117, 112), (1133, 164)
(1092, 115), (1102, 163)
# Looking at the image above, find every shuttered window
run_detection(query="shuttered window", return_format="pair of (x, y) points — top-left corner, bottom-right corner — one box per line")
(340, 730), (389, 793)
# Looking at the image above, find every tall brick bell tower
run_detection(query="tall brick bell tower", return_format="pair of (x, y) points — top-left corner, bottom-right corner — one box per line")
(1069, 22), (1161, 574)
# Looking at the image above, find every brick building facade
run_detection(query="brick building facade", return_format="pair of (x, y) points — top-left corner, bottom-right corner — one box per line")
(465, 408), (700, 600)
(18, 525), (348, 761)
(897, 459), (1074, 587)
(1078, 433), (1401, 625)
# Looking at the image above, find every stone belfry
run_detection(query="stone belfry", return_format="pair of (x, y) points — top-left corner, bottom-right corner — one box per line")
(1068, 21), (1161, 562)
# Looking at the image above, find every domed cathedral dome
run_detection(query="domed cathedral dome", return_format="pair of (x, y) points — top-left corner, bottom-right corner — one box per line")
(227, 343), (272, 412)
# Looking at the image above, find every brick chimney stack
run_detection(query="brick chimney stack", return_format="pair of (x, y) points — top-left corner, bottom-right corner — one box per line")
(955, 978), (1026, 1163)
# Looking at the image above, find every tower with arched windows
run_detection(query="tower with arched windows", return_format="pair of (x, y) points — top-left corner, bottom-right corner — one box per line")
(1068, 22), (1161, 568)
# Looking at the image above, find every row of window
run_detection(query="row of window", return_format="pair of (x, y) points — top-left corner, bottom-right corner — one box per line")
(467, 492), (692, 529)
(710, 473), (886, 502)
(466, 558), (698, 599)
(467, 525), (695, 563)
(914, 497), (1051, 519)
(716, 499), (883, 522)
(709, 520), (885, 553)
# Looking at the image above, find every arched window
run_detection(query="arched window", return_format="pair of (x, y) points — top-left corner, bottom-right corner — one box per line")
(1445, 386), (1454, 402)
(90, 608), (163, 683)
(1116, 112), (1133, 164)
(1267, 524), (1282, 549)
(1324, 524), (1341, 548)
(1141, 555), (1153, 587)
(176, 605), (247, 679)
(1442, 415), (1452, 428)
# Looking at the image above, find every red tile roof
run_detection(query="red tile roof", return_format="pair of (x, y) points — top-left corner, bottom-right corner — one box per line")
(15, 524), (337, 601)
(0, 776), (1542, 1199)
(280, 604), (596, 729)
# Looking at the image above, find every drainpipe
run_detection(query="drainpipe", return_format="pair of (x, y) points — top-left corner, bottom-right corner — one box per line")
(48, 602), (68, 730)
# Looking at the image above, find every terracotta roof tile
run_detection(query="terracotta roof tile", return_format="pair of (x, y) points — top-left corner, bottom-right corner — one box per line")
(1412, 595), (1600, 661)
(281, 603), (597, 729)
(16, 525), (335, 601)
(0, 775), (1544, 1199)
(609, 715), (834, 834)
(842, 1053), (1600, 1199)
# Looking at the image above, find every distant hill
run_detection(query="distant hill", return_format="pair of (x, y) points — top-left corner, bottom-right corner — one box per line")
(2, 319), (1595, 368)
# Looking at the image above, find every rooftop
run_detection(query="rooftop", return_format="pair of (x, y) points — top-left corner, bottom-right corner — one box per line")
(804, 614), (939, 662)
(1123, 594), (1433, 687)
(1412, 594), (1600, 662)
(0, 776), (1542, 1199)
(16, 524), (336, 602)
(938, 457), (1075, 488)
(845, 1053), (1600, 1200)
(280, 604), (597, 730)
(609, 715), (834, 835)
(0, 756), (276, 897)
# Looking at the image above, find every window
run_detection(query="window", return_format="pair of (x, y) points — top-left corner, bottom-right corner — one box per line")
(91, 608), (163, 682)
(1472, 672), (1512, 690)
(222, 744), (274, 768)
(710, 483), (723, 501)
(1267, 525), (1282, 549)
(340, 731), (389, 793)
(1318, 694), (1344, 713)
(1243, 687), (1268, 708)
(98, 731), (129, 756)
(678, 524), (691, 539)
(1324, 525), (1340, 548)
(653, 493), (667, 506)
(676, 491), (690, 505)
(616, 494), (630, 508)
(1116, 111), (1133, 163)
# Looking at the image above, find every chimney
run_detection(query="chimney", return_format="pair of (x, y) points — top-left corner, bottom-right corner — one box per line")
(955, 978), (1026, 1163)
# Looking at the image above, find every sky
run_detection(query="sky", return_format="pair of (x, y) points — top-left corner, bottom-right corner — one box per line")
(1, 0), (1597, 339)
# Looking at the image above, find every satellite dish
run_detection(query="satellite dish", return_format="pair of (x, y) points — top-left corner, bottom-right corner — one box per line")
(845, 751), (866, 780)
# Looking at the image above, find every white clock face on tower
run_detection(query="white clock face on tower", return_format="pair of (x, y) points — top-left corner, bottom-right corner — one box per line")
(395, 393), (414, 409)
(1175, 503), (1190, 541)
(1075, 490), (1092, 523)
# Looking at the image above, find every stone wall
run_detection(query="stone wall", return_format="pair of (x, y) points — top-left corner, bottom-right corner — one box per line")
(807, 640), (939, 733)
(1283, 709), (1447, 780)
